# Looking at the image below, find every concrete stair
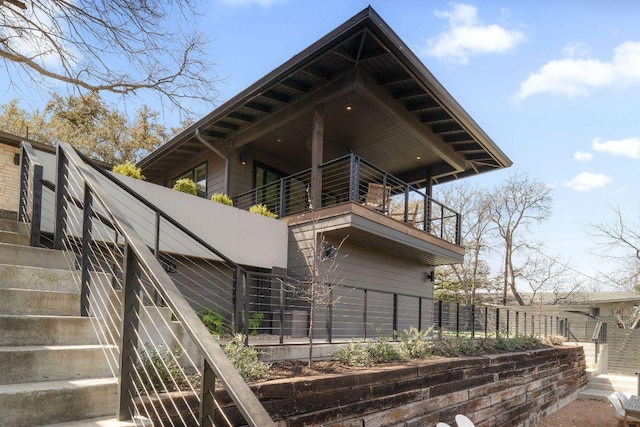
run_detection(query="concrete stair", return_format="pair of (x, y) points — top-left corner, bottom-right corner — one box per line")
(580, 374), (639, 400)
(0, 220), (119, 426)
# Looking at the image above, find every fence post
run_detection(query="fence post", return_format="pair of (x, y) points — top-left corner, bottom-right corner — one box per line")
(18, 146), (28, 223)
(392, 293), (398, 341)
(418, 297), (423, 331)
(232, 268), (244, 334)
(496, 308), (500, 337)
(80, 184), (93, 317)
(117, 243), (141, 421)
(327, 287), (334, 344)
(243, 272), (251, 345)
(515, 312), (519, 336)
(471, 305), (476, 338)
(455, 302), (460, 337)
(363, 289), (368, 340)
(279, 179), (286, 217)
(506, 310), (510, 337)
(348, 155), (360, 202)
(278, 280), (284, 344)
(438, 300), (443, 338)
(484, 306), (488, 338)
(455, 213), (461, 245)
(424, 194), (431, 233)
(53, 146), (69, 250)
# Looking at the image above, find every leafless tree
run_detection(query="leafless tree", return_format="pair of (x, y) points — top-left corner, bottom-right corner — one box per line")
(434, 182), (495, 305)
(516, 251), (583, 305)
(589, 205), (640, 292)
(282, 212), (347, 368)
(489, 172), (553, 306)
(0, 0), (219, 114)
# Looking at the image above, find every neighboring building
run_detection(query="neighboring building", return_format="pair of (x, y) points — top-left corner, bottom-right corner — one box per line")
(137, 7), (512, 338)
(0, 131), (55, 220)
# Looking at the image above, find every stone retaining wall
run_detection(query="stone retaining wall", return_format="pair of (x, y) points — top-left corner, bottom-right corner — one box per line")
(231, 346), (586, 427)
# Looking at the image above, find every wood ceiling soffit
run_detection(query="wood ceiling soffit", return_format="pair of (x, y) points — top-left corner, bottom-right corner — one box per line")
(260, 90), (292, 104)
(354, 69), (466, 172)
(443, 133), (474, 143)
(302, 65), (333, 81)
(393, 87), (426, 100)
(420, 111), (452, 123)
(406, 99), (440, 112)
(333, 46), (358, 63)
(202, 129), (226, 139)
(453, 142), (482, 152)
(228, 69), (358, 149)
(175, 145), (202, 154)
(464, 152), (492, 161)
(377, 73), (413, 86)
(431, 122), (464, 134)
(228, 112), (256, 123)
(244, 101), (272, 114)
(280, 78), (310, 93)
(214, 121), (240, 131)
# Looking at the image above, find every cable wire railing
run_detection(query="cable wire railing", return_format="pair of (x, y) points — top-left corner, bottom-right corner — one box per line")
(18, 141), (43, 247)
(21, 141), (274, 426)
(234, 154), (461, 245)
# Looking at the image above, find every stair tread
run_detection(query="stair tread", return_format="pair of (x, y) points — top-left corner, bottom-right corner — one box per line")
(0, 377), (117, 394)
(48, 416), (151, 426)
(0, 287), (78, 295)
(0, 262), (76, 273)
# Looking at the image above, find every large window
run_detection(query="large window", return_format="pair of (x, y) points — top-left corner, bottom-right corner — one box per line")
(173, 162), (207, 197)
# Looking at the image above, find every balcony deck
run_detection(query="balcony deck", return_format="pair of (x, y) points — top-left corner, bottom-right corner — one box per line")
(284, 202), (464, 265)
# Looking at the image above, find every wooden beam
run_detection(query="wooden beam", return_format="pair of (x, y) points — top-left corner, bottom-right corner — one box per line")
(311, 103), (324, 210)
(261, 90), (291, 104)
(406, 99), (440, 112)
(377, 73), (412, 86)
(228, 112), (255, 123)
(215, 121), (240, 131)
(431, 122), (464, 134)
(201, 130), (226, 139)
(354, 68), (466, 173)
(280, 78), (310, 93)
(245, 101), (272, 113)
(420, 111), (452, 123)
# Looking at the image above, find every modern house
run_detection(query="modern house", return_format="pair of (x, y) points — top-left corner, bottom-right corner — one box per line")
(137, 7), (512, 340)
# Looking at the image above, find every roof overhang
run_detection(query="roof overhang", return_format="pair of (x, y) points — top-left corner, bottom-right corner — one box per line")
(139, 7), (512, 186)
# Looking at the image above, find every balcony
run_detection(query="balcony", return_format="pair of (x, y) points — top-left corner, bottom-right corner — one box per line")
(234, 154), (462, 263)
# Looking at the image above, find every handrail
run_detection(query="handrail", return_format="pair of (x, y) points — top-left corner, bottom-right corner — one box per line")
(57, 142), (274, 426)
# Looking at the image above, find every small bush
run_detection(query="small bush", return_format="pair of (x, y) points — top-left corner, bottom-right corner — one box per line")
(199, 309), (226, 336)
(221, 334), (270, 381)
(493, 335), (544, 351)
(544, 334), (565, 345)
(136, 345), (192, 391)
(398, 327), (432, 359)
(173, 178), (197, 195)
(248, 312), (264, 336)
(431, 336), (480, 357)
(113, 162), (145, 180)
(334, 340), (374, 367)
(249, 203), (277, 219)
(211, 193), (233, 206)
(368, 335), (405, 363)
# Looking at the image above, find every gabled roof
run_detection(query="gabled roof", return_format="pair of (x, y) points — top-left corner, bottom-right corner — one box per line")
(139, 7), (511, 185)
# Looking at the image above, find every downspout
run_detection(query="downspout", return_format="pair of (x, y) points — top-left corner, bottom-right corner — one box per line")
(195, 128), (230, 195)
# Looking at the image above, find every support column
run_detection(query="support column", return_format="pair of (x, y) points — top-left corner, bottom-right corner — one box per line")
(310, 103), (324, 210)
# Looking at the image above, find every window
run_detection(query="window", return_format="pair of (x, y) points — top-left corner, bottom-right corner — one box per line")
(173, 162), (207, 197)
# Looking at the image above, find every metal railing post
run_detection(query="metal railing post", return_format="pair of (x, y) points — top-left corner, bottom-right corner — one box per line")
(418, 297), (423, 331)
(392, 293), (398, 341)
(278, 280), (284, 344)
(425, 195), (431, 233)
(506, 310), (510, 337)
(455, 302), (460, 337)
(53, 146), (69, 250)
(484, 306), (488, 338)
(455, 213), (461, 245)
(233, 268), (244, 334)
(363, 289), (368, 340)
(29, 162), (43, 247)
(515, 311), (519, 336)
(117, 243), (141, 421)
(243, 272), (251, 344)
(18, 146), (28, 223)
(403, 184), (409, 221)
(438, 300), (443, 338)
(348, 155), (360, 202)
(471, 305), (476, 338)
(279, 179), (286, 216)
(80, 183), (93, 317)
(327, 287), (334, 343)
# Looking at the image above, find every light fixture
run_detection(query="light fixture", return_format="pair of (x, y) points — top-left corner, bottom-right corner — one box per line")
(277, 138), (282, 143)
(240, 151), (246, 165)
(425, 271), (435, 282)
(14, 153), (20, 166)
(345, 105), (352, 111)
(416, 156), (421, 160)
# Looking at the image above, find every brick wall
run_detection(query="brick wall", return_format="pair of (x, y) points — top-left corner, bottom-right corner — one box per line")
(240, 346), (585, 427)
(0, 144), (20, 214)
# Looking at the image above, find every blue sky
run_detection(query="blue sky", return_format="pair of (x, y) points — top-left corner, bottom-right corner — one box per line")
(3, 0), (640, 290)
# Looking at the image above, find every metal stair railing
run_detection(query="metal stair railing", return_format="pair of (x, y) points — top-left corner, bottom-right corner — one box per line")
(18, 141), (43, 247)
(39, 141), (274, 426)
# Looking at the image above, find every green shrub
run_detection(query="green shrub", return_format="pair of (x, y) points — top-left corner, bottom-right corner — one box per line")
(249, 203), (277, 219)
(211, 193), (233, 206)
(544, 334), (565, 345)
(493, 335), (544, 351)
(112, 162), (145, 180)
(334, 340), (374, 367)
(173, 178), (197, 195)
(199, 309), (226, 336)
(136, 345), (192, 391)
(368, 335), (405, 363)
(398, 327), (432, 359)
(221, 334), (270, 381)
(248, 312), (264, 336)
(431, 336), (480, 357)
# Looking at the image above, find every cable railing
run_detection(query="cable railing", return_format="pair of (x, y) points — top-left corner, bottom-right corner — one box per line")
(21, 141), (274, 426)
(233, 154), (461, 245)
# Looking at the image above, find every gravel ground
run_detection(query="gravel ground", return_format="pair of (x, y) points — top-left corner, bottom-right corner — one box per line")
(533, 398), (615, 426)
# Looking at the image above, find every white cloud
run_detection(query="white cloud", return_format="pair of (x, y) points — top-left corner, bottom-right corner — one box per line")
(562, 42), (591, 58)
(592, 137), (640, 159)
(574, 151), (593, 161)
(423, 3), (525, 64)
(564, 172), (611, 191)
(516, 41), (640, 100)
